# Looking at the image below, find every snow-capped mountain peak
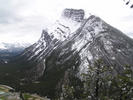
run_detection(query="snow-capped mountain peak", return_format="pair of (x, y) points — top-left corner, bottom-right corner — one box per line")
(46, 8), (85, 41)
(47, 19), (81, 41)
(2, 9), (133, 98)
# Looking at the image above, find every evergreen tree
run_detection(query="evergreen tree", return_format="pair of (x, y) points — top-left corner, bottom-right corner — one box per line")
(58, 60), (133, 100)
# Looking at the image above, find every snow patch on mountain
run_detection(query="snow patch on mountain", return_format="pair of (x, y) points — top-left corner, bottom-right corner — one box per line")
(47, 18), (81, 41)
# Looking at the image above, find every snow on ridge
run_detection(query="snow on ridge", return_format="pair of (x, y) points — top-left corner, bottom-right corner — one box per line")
(47, 17), (81, 41)
(70, 15), (109, 75)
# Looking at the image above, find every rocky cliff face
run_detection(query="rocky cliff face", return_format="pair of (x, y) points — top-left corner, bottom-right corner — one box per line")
(62, 8), (85, 22)
(19, 9), (84, 81)
(0, 9), (133, 98)
(21, 9), (133, 80)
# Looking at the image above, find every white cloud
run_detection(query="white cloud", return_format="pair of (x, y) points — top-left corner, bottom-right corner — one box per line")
(0, 0), (133, 44)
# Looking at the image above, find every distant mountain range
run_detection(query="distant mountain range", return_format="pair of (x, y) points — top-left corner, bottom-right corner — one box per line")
(0, 42), (30, 51)
(0, 42), (30, 64)
(0, 8), (133, 99)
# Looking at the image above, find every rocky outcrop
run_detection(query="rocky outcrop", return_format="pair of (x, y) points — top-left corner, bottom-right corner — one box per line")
(62, 8), (85, 22)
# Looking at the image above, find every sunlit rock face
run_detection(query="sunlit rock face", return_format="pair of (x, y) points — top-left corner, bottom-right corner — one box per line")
(1, 8), (133, 98)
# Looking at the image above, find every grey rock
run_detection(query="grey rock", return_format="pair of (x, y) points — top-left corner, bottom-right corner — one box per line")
(62, 8), (85, 22)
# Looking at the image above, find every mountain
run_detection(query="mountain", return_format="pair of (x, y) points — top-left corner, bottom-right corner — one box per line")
(0, 42), (30, 52)
(0, 8), (133, 99)
(127, 33), (133, 38)
(0, 42), (30, 64)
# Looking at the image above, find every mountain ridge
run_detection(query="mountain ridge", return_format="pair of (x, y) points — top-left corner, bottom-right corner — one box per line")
(0, 8), (133, 99)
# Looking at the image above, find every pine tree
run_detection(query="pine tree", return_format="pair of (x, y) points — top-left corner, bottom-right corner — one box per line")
(58, 59), (133, 100)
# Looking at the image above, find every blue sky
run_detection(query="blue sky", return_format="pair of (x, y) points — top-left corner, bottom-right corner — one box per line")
(0, 0), (133, 43)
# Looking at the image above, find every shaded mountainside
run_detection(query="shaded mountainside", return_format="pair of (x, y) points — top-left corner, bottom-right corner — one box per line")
(0, 9), (133, 99)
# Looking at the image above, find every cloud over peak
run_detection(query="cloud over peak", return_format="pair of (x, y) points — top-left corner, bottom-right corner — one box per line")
(0, 0), (133, 43)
